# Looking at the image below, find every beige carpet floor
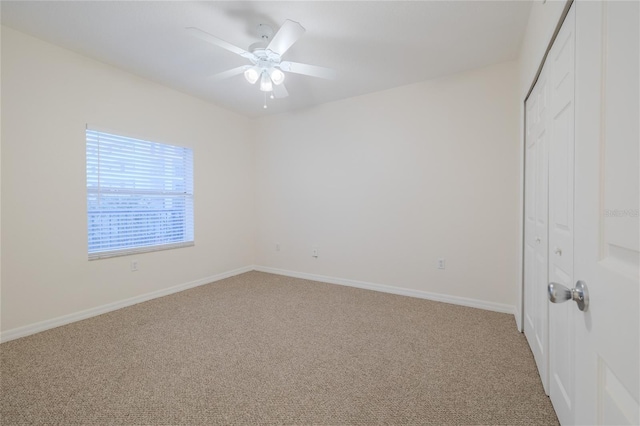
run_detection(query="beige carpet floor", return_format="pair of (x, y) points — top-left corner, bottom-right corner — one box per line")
(1, 271), (558, 425)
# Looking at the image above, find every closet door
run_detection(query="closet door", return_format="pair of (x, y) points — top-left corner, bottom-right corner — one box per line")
(524, 63), (550, 394)
(547, 4), (576, 424)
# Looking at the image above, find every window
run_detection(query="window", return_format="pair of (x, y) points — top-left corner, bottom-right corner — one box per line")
(86, 128), (194, 259)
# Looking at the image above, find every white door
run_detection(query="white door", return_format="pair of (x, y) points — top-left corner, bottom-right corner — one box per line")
(547, 4), (576, 424)
(571, 2), (640, 424)
(543, 1), (640, 424)
(524, 64), (550, 394)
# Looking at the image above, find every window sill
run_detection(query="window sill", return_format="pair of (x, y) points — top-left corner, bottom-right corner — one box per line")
(88, 241), (194, 260)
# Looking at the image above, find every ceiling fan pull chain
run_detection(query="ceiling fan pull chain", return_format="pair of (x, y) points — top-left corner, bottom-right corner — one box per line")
(263, 91), (268, 109)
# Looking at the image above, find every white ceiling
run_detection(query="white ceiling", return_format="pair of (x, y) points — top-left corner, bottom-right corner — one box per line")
(1, 1), (532, 118)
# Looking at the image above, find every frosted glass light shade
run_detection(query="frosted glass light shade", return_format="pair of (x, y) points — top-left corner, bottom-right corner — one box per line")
(260, 72), (273, 92)
(244, 68), (260, 84)
(270, 68), (285, 85)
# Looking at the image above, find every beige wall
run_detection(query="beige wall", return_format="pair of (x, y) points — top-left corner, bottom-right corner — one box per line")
(515, 0), (567, 329)
(2, 8), (556, 335)
(1, 27), (255, 332)
(254, 61), (520, 308)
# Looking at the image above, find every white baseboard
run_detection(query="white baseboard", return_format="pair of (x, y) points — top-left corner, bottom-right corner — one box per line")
(0, 265), (253, 343)
(514, 306), (523, 332)
(253, 265), (515, 315)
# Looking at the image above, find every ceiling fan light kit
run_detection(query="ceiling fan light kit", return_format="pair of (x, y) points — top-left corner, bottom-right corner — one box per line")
(187, 19), (335, 109)
(259, 71), (273, 92)
(268, 68), (285, 85)
(244, 67), (260, 84)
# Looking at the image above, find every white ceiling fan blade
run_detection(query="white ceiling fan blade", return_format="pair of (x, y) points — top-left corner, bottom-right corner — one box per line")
(267, 20), (305, 56)
(186, 27), (255, 60)
(279, 61), (336, 80)
(273, 83), (289, 98)
(209, 65), (251, 82)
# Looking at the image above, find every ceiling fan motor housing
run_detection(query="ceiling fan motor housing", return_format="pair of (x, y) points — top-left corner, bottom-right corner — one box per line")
(249, 47), (281, 64)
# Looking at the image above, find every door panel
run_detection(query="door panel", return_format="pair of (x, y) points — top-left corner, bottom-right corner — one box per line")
(524, 64), (550, 394)
(547, 4), (576, 424)
(524, 91), (537, 339)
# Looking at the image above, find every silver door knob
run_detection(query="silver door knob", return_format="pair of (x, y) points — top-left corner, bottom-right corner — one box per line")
(548, 281), (589, 312)
(535, 237), (541, 244)
(554, 247), (562, 256)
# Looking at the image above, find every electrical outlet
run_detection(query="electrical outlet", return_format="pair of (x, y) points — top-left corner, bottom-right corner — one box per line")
(275, 243), (280, 252)
(437, 258), (446, 269)
(131, 260), (139, 272)
(312, 247), (319, 258)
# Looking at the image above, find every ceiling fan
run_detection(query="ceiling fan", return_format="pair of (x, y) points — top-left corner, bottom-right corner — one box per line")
(187, 20), (336, 108)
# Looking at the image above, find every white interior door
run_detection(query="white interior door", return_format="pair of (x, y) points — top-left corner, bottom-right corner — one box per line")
(547, 4), (576, 424)
(572, 2), (640, 424)
(524, 64), (550, 394)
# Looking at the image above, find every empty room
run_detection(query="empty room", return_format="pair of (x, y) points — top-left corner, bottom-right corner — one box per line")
(1, 1), (638, 425)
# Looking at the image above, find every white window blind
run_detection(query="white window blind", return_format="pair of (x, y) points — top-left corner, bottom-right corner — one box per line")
(86, 129), (194, 260)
